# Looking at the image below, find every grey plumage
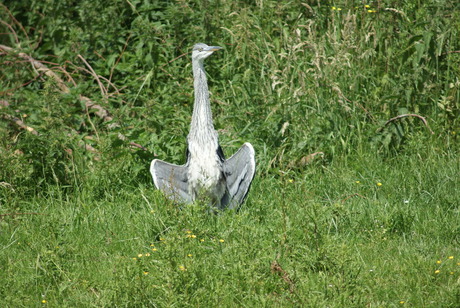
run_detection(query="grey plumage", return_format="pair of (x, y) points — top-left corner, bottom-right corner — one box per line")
(150, 43), (256, 209)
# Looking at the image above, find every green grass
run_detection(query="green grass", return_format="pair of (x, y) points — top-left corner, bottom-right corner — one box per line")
(1, 0), (460, 307)
(1, 146), (459, 307)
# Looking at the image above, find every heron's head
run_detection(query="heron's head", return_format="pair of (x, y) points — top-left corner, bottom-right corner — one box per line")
(192, 43), (222, 62)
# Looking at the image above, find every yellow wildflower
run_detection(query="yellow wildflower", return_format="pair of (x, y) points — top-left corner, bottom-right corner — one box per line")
(179, 265), (187, 271)
(448, 256), (454, 260)
(219, 239), (225, 243)
(434, 270), (440, 274)
(42, 300), (47, 304)
(365, 5), (370, 8)
(377, 182), (382, 187)
(436, 260), (441, 264)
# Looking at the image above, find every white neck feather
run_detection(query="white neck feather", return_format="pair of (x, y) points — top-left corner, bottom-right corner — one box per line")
(189, 59), (217, 146)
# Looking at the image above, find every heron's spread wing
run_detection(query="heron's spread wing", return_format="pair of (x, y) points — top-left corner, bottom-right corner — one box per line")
(150, 159), (191, 204)
(222, 142), (256, 209)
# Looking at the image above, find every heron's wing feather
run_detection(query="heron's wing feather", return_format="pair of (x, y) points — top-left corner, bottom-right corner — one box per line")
(150, 159), (191, 203)
(222, 143), (256, 209)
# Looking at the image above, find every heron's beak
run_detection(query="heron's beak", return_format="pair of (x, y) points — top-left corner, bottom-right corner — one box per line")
(207, 46), (223, 52)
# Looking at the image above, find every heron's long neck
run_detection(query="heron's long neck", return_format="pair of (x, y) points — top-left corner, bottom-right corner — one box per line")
(190, 60), (216, 141)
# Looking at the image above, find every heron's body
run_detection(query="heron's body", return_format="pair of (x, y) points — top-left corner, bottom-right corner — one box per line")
(186, 51), (226, 205)
(150, 43), (255, 209)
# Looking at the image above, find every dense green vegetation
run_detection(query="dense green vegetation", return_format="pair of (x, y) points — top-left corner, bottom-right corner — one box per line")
(1, 0), (459, 306)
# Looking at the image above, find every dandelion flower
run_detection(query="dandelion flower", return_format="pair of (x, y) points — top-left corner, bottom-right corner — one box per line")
(187, 254), (193, 257)
(377, 182), (382, 187)
(288, 179), (294, 183)
(434, 270), (440, 274)
(436, 260), (442, 264)
(186, 230), (192, 234)
(143, 271), (149, 275)
(219, 239), (225, 243)
(448, 256), (454, 260)
(200, 239), (205, 242)
(337, 8), (342, 11)
(179, 265), (187, 271)
(138, 254), (143, 258)
(399, 301), (405, 304)
(332, 6), (336, 10)
(42, 300), (47, 304)
(365, 5), (370, 8)
(152, 248), (158, 252)
(145, 253), (151, 257)
(132, 257), (137, 261)
(355, 181), (360, 184)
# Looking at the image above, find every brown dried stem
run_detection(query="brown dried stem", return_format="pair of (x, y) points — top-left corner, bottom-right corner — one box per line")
(271, 260), (296, 293)
(0, 4), (30, 45)
(380, 113), (434, 135)
(78, 54), (108, 99)
(0, 44), (146, 150)
(1, 114), (39, 135)
(0, 44), (70, 93)
(0, 20), (20, 45)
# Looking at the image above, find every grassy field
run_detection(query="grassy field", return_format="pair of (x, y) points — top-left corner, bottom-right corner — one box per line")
(1, 0), (459, 307)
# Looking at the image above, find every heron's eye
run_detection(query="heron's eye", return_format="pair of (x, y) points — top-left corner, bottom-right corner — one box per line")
(198, 48), (203, 52)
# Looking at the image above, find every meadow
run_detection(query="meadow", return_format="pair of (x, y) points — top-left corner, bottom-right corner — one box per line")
(1, 0), (459, 306)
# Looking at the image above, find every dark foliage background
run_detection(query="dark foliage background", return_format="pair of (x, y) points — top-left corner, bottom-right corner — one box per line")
(1, 0), (459, 197)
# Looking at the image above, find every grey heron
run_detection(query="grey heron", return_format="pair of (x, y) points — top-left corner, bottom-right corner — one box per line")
(150, 43), (256, 209)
